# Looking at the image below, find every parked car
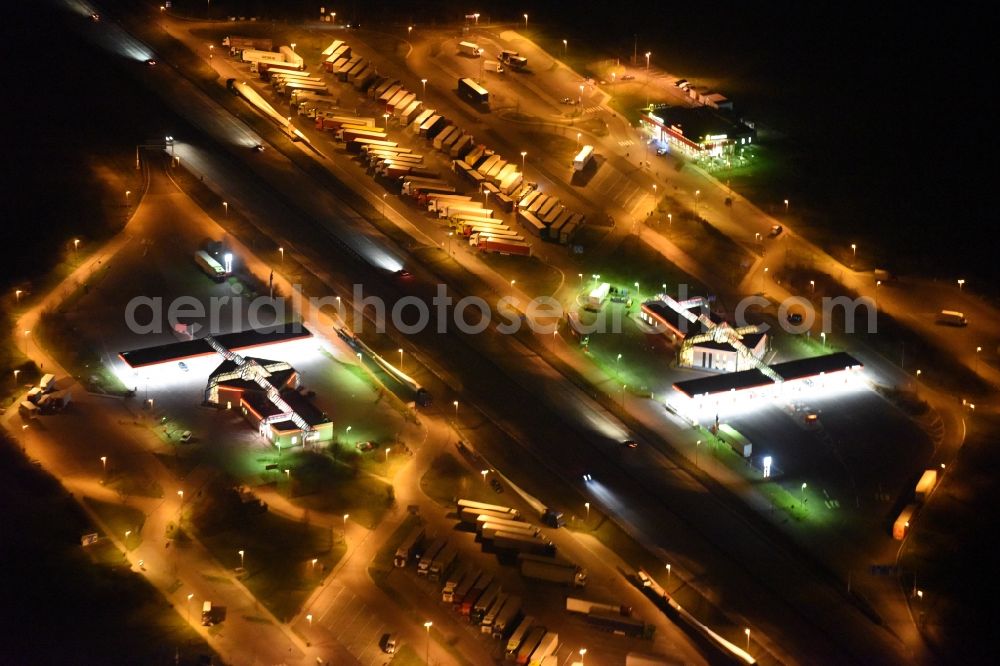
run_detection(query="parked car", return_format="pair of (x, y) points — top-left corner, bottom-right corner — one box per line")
(180, 431), (193, 443)
(381, 634), (398, 654)
(178, 361), (189, 372)
(356, 441), (375, 452)
(621, 74), (635, 81)
(490, 477), (503, 493)
(768, 224), (783, 237)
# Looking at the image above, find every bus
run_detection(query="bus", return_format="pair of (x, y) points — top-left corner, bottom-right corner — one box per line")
(458, 77), (489, 107)
(194, 250), (226, 282)
(456, 499), (520, 520)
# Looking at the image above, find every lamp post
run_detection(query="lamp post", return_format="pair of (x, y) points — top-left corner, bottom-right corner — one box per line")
(616, 352), (622, 378)
(576, 132), (581, 149)
(784, 199), (789, 212)
(481, 469), (489, 482)
(520, 151), (527, 173)
(307, 613), (313, 627)
(666, 563), (672, 585)
(346, 425), (352, 443)
(976, 346), (982, 373)
(745, 627), (751, 651)
(473, 13), (479, 25)
(523, 13), (528, 28)
(875, 279), (881, 306)
(695, 439), (701, 467)
(421, 78), (427, 97)
(851, 243), (857, 263)
(579, 648), (587, 664)
(23, 329), (30, 354)
(424, 621), (433, 664)
(13, 369), (20, 383)
(15, 289), (22, 304)
(223, 201), (228, 217)
(761, 267), (768, 293)
(821, 331), (827, 347)
(408, 25), (413, 37)
(453, 400), (459, 419)
(385, 447), (390, 463)
(563, 39), (567, 56)
(398, 348), (404, 371)
(100, 456), (107, 475)
(584, 502), (590, 520)
(958, 278), (965, 291)
(810, 279), (815, 293)
(125, 190), (131, 208)
(915, 369), (922, 397)
(73, 238), (80, 254)
(343, 513), (349, 536)
(238, 549), (245, 569)
(801, 482), (808, 508)
(279, 246), (284, 264)
(187, 593), (194, 623)
(311, 557), (318, 572)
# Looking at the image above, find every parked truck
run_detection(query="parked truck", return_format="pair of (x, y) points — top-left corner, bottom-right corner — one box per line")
(428, 544), (458, 582)
(528, 632), (559, 666)
(458, 41), (482, 57)
(442, 566), (473, 603)
(515, 627), (547, 666)
(915, 469), (938, 503)
(566, 596), (632, 616)
(402, 177), (454, 197)
(458, 78), (489, 107)
(480, 592), (509, 632)
(499, 50), (529, 70)
(471, 581), (502, 624)
(893, 504), (918, 540)
(461, 572), (494, 616)
(518, 554), (587, 586)
(393, 525), (425, 567)
(717, 424), (752, 458)
(417, 537), (447, 576)
(491, 531), (555, 556)
(481, 523), (539, 541)
(479, 237), (532, 256)
(449, 568), (482, 606)
(491, 595), (523, 638)
(505, 615), (535, 656)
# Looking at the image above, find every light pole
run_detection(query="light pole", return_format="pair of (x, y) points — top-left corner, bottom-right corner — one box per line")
(576, 132), (581, 149)
(15, 289), (22, 304)
(801, 482), (808, 508)
(761, 267), (768, 293)
(238, 549), (245, 569)
(958, 278), (965, 291)
(563, 39), (567, 56)
(421, 78), (427, 98)
(579, 648), (587, 664)
(523, 13), (528, 29)
(745, 627), (751, 651)
(584, 502), (590, 520)
(810, 279), (815, 293)
(73, 238), (80, 254)
(616, 352), (622, 378)
(481, 469), (489, 482)
(784, 199), (789, 212)
(307, 613), (313, 627)
(398, 348), (404, 371)
(124, 529), (132, 547)
(382, 193), (388, 220)
(383, 112), (391, 130)
(343, 513), (349, 537)
(125, 190), (131, 207)
(668, 213), (673, 227)
(186, 593), (194, 623)
(875, 279), (881, 306)
(311, 557), (318, 572)
(645, 51), (651, 71)
(22, 329), (30, 354)
(821, 331), (827, 347)
(100, 456), (107, 475)
(408, 25), (413, 37)
(473, 13), (479, 25)
(13, 369), (20, 384)
(424, 621), (433, 664)
(695, 439), (701, 467)
(385, 447), (391, 463)
(346, 425), (352, 443)
(279, 246), (284, 264)
(915, 369), (922, 398)
(851, 243), (857, 263)
(976, 346), (982, 373)
(453, 400), (459, 420)
(520, 151), (527, 173)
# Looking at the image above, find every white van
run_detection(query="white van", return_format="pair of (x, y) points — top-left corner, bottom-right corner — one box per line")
(201, 601), (214, 626)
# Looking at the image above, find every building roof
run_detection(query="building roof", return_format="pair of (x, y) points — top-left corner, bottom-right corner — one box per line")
(693, 332), (766, 352)
(118, 324), (312, 368)
(673, 352), (862, 397)
(642, 299), (722, 338)
(644, 105), (755, 143)
(210, 357), (296, 393)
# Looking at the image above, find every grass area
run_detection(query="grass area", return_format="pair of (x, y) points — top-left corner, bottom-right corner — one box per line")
(478, 251), (563, 297)
(282, 448), (395, 529)
(420, 452), (496, 508)
(0, 435), (214, 664)
(899, 414), (1000, 662)
(593, 234), (704, 299)
(84, 497), (148, 550)
(190, 475), (345, 622)
(371, 513), (422, 572)
(33, 308), (129, 395)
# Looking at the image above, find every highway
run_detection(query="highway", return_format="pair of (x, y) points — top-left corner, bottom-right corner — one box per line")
(50, 4), (995, 663)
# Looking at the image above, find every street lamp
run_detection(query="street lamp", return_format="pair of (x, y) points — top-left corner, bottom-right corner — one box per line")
(15, 289), (22, 304)
(563, 39), (567, 56)
(745, 627), (751, 651)
(408, 25), (413, 36)
(579, 648), (587, 664)
(762, 266), (768, 293)
(398, 348), (404, 370)
(343, 513), (349, 533)
(523, 13), (528, 28)
(424, 621), (433, 664)
(13, 369), (20, 383)
(238, 549), (245, 568)
(958, 278), (965, 291)
(311, 558), (318, 571)
(307, 613), (313, 627)
(616, 352), (622, 377)
(584, 502), (590, 520)
(100, 456), (107, 474)
(820, 331), (827, 347)
(976, 346), (982, 373)
(666, 563), (672, 585)
(851, 243), (857, 260)
(279, 246), (284, 264)
(223, 201), (228, 216)
(186, 593), (194, 623)
(453, 400), (459, 419)
(784, 198), (789, 212)
(520, 151), (527, 172)
(810, 279), (815, 293)
(481, 469), (489, 482)
(473, 13), (479, 25)
(801, 482), (808, 507)
(576, 132), (581, 148)
(125, 190), (131, 207)
(346, 425), (352, 443)
(645, 51), (651, 70)
(385, 447), (391, 463)
(421, 78), (427, 97)
(73, 238), (80, 253)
